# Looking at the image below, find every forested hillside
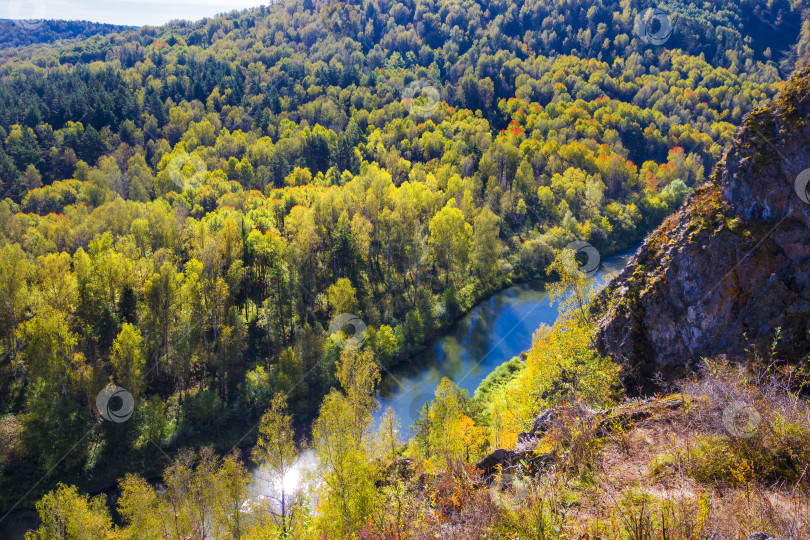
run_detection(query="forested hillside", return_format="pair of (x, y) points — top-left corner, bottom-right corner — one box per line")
(0, 0), (809, 533)
(0, 20), (135, 50)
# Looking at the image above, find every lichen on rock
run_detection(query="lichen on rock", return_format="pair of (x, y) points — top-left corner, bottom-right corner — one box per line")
(592, 64), (810, 393)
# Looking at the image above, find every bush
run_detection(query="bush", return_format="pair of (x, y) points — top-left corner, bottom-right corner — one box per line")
(680, 358), (810, 485)
(473, 356), (524, 405)
(183, 389), (226, 427)
(240, 365), (273, 414)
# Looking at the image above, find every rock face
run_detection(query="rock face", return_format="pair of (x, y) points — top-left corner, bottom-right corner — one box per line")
(592, 65), (810, 392)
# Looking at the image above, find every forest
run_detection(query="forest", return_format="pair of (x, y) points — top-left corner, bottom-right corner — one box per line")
(0, 0), (809, 537)
(0, 20), (134, 50)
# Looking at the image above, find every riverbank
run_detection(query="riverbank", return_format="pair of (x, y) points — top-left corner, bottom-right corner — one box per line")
(0, 241), (640, 528)
(374, 244), (639, 434)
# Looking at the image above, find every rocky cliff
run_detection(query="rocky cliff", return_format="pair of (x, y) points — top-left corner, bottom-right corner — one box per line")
(592, 65), (810, 392)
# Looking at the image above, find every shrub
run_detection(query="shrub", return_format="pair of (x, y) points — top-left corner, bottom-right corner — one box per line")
(680, 358), (810, 485)
(184, 389), (226, 427)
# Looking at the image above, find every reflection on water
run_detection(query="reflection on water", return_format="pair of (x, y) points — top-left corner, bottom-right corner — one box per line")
(247, 450), (318, 515)
(0, 249), (635, 538)
(375, 248), (635, 435)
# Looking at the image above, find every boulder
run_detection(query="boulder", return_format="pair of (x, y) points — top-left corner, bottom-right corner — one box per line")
(746, 533), (783, 540)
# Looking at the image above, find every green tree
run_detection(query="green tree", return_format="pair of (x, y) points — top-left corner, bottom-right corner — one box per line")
(20, 381), (90, 472)
(110, 323), (146, 398)
(248, 229), (288, 345)
(22, 164), (42, 190)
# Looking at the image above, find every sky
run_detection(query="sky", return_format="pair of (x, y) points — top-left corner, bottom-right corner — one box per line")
(5, 0), (268, 27)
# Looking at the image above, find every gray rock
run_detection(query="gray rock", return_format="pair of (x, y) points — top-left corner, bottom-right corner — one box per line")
(475, 447), (554, 479)
(517, 409), (558, 444)
(746, 533), (783, 540)
(592, 65), (810, 393)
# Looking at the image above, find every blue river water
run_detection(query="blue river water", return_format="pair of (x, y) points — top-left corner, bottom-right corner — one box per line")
(0, 246), (637, 538)
(373, 247), (636, 434)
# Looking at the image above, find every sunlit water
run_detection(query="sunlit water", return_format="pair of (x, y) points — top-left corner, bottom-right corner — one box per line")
(247, 449), (318, 515)
(373, 247), (636, 436)
(0, 248), (635, 538)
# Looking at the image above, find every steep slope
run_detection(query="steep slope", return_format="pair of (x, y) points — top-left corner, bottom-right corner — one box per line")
(592, 64), (810, 391)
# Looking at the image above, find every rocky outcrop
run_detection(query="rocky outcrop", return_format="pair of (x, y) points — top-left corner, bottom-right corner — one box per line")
(516, 409), (559, 445)
(475, 447), (555, 479)
(592, 65), (810, 392)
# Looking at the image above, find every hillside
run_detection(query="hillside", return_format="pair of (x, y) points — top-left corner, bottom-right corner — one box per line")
(0, 0), (809, 537)
(592, 63), (810, 392)
(0, 20), (135, 50)
(12, 67), (810, 535)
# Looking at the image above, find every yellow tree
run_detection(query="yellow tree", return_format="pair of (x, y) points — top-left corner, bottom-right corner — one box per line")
(17, 311), (80, 397)
(254, 393), (299, 535)
(326, 277), (357, 316)
(117, 474), (162, 539)
(35, 252), (76, 317)
(110, 323), (146, 398)
(452, 414), (487, 462)
(312, 348), (381, 537)
(376, 405), (400, 463)
(117, 450), (253, 539)
(142, 261), (183, 379)
(470, 206), (500, 284)
(546, 246), (595, 325)
(213, 453), (252, 540)
(312, 391), (378, 538)
(425, 377), (466, 460)
(284, 204), (317, 318)
(27, 483), (113, 539)
(336, 348), (380, 442)
(428, 199), (472, 287)
(0, 243), (30, 358)
(496, 319), (622, 446)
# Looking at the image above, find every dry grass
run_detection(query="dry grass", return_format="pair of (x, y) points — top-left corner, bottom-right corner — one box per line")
(360, 357), (810, 539)
(486, 358), (810, 539)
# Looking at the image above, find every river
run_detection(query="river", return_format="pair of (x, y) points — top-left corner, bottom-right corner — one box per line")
(0, 246), (636, 539)
(249, 244), (637, 512)
(374, 246), (636, 433)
